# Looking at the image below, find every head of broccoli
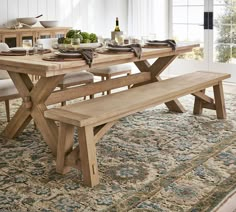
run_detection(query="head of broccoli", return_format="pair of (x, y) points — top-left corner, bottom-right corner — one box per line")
(65, 30), (98, 44)
(80, 32), (90, 43)
(63, 37), (72, 44)
(66, 29), (81, 38)
(89, 33), (98, 43)
(57, 37), (65, 44)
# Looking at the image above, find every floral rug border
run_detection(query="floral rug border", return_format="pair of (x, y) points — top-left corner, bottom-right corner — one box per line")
(109, 135), (236, 211)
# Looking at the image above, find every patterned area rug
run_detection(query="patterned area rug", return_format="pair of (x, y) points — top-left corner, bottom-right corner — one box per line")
(1, 93), (236, 211)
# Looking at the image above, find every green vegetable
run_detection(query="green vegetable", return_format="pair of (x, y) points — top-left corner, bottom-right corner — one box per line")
(57, 37), (65, 44)
(89, 33), (98, 43)
(66, 29), (81, 38)
(83, 39), (91, 43)
(74, 33), (83, 42)
(65, 30), (98, 43)
(80, 32), (90, 43)
(63, 37), (71, 44)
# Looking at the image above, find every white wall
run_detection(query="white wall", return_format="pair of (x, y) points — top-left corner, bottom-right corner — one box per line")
(104, 0), (128, 38)
(0, 0), (166, 39)
(127, 0), (168, 39)
(0, 0), (107, 36)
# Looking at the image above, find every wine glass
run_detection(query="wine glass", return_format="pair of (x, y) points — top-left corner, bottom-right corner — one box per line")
(22, 39), (32, 56)
(71, 38), (80, 51)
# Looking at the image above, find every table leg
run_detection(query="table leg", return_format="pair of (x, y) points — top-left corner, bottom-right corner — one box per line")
(135, 56), (186, 113)
(2, 72), (64, 155)
(2, 105), (32, 138)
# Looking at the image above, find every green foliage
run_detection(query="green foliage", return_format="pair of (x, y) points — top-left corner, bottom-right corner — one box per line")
(64, 37), (71, 44)
(57, 37), (65, 44)
(66, 30), (81, 38)
(83, 39), (91, 43)
(59, 29), (98, 44)
(80, 32), (90, 43)
(74, 33), (83, 41)
(178, 47), (204, 60)
(214, 1), (236, 63)
(89, 33), (98, 43)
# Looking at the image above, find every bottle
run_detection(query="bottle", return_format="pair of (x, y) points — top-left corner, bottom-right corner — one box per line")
(114, 17), (120, 32)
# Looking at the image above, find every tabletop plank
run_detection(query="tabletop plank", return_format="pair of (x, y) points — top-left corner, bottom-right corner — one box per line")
(0, 44), (199, 77)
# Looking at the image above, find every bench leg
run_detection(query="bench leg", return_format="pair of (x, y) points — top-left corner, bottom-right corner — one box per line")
(101, 76), (105, 95)
(56, 123), (74, 174)
(127, 73), (131, 89)
(5, 100), (10, 122)
(213, 82), (226, 119)
(193, 89), (205, 115)
(78, 126), (99, 187)
(107, 76), (111, 95)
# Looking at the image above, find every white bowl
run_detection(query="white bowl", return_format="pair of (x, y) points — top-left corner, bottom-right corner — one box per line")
(40, 21), (59, 28)
(17, 17), (37, 26)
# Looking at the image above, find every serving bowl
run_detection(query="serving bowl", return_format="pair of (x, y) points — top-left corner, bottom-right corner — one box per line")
(17, 17), (37, 26)
(40, 21), (59, 28)
(80, 43), (102, 49)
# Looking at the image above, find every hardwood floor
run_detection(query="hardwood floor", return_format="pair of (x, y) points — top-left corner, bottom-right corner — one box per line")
(213, 190), (236, 212)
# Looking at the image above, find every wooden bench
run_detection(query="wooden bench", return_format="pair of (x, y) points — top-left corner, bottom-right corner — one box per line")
(44, 71), (230, 187)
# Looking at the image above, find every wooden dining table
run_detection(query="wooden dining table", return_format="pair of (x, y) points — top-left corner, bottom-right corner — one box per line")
(0, 43), (199, 155)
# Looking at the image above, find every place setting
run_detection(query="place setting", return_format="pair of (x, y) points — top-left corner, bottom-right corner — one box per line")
(0, 40), (51, 56)
(97, 36), (142, 59)
(143, 39), (177, 50)
(42, 31), (102, 67)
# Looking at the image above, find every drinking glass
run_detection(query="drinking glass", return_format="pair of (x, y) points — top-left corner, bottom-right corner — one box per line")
(141, 36), (149, 46)
(71, 38), (80, 50)
(148, 33), (157, 41)
(22, 39), (32, 56)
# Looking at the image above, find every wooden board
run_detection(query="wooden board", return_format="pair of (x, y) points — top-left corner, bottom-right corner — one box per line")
(44, 71), (230, 127)
(0, 44), (200, 77)
(0, 49), (51, 56)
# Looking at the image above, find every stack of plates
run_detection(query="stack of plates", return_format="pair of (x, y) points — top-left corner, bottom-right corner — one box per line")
(145, 41), (169, 46)
(10, 47), (34, 52)
(106, 46), (131, 51)
(79, 43), (102, 49)
(55, 51), (82, 58)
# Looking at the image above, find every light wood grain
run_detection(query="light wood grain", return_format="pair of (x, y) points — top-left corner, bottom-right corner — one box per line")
(193, 89), (206, 115)
(78, 126), (99, 187)
(56, 123), (74, 174)
(94, 121), (116, 144)
(134, 56), (185, 112)
(0, 43), (202, 187)
(2, 104), (31, 138)
(45, 71), (230, 187)
(45, 71), (230, 128)
(0, 44), (199, 77)
(213, 81), (226, 119)
(46, 72), (151, 105)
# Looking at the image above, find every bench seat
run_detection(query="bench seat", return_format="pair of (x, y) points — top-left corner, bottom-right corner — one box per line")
(44, 71), (230, 187)
(45, 71), (230, 127)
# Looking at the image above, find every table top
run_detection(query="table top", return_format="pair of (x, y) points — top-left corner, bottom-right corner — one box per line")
(0, 43), (199, 77)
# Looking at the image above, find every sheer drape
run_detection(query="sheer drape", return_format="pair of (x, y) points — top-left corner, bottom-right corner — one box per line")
(128, 0), (168, 39)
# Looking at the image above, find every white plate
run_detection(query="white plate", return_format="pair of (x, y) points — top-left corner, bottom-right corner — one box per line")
(107, 47), (131, 51)
(146, 42), (169, 46)
(10, 47), (34, 51)
(79, 43), (102, 49)
(54, 51), (82, 57)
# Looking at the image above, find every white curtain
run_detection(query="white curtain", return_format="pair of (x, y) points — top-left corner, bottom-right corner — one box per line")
(127, 0), (168, 39)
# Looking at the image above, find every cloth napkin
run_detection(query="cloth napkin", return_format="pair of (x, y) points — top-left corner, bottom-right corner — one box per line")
(58, 48), (94, 67)
(147, 39), (176, 50)
(108, 44), (142, 59)
(79, 49), (94, 67)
